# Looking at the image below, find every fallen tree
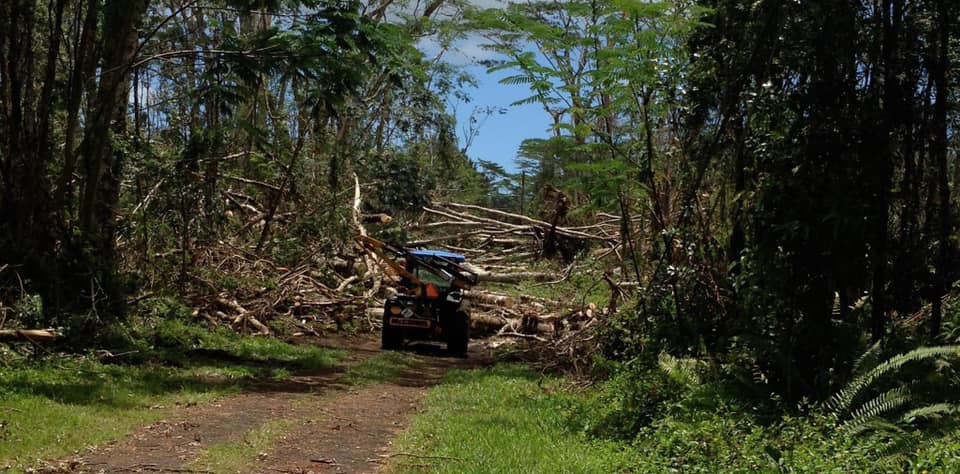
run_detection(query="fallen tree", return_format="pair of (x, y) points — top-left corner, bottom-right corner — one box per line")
(415, 203), (623, 253)
(0, 329), (57, 343)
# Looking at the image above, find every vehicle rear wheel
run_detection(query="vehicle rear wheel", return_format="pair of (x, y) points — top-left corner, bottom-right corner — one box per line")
(381, 310), (403, 350)
(446, 310), (469, 357)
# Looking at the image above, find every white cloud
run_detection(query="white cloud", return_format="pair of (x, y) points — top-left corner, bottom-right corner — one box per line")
(419, 32), (501, 66)
(416, 0), (528, 65)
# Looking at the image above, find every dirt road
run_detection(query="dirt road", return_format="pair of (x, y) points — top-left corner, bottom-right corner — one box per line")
(55, 336), (487, 474)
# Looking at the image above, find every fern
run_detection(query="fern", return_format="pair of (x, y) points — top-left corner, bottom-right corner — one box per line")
(900, 403), (957, 424)
(874, 433), (920, 471)
(841, 416), (909, 437)
(840, 387), (911, 433)
(829, 345), (960, 414)
(852, 340), (883, 374)
(828, 344), (960, 469)
(657, 353), (703, 387)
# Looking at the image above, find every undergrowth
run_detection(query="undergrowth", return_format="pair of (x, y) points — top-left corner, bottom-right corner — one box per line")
(393, 356), (960, 473)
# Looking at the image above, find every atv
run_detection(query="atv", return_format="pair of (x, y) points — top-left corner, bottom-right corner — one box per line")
(356, 236), (477, 357)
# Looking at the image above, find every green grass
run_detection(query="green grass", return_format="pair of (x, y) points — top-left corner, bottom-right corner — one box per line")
(151, 319), (345, 372)
(387, 361), (960, 473)
(387, 364), (635, 473)
(0, 319), (346, 471)
(344, 351), (417, 385)
(188, 420), (294, 473)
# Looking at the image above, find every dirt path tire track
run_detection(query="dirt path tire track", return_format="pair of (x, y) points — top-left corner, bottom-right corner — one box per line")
(60, 337), (486, 474)
(258, 352), (470, 474)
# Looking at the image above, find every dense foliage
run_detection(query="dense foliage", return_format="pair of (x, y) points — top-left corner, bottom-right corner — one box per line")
(469, 0), (959, 402)
(0, 0), (493, 335)
(463, 0), (960, 466)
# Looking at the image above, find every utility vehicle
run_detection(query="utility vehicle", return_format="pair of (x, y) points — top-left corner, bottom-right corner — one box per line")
(356, 236), (477, 356)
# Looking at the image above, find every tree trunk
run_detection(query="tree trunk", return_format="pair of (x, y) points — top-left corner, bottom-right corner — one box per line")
(930, 0), (951, 339)
(76, 0), (149, 319)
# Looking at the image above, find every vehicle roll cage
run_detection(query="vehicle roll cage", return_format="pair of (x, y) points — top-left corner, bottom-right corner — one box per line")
(355, 235), (478, 290)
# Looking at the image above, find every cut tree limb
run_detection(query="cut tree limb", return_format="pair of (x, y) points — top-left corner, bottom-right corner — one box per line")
(436, 202), (616, 242)
(353, 174), (380, 290)
(466, 268), (558, 283)
(223, 173), (281, 192)
(0, 329), (57, 343)
(362, 213), (393, 224)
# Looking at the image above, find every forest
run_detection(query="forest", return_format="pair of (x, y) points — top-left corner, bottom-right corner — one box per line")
(1, 0), (960, 472)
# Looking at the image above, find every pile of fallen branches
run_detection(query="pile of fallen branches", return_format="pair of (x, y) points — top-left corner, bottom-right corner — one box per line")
(378, 200), (645, 368)
(180, 175), (392, 336)
(412, 202), (623, 258)
(185, 242), (379, 337)
(170, 178), (639, 353)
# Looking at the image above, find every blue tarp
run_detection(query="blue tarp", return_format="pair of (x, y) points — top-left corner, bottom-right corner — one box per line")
(407, 248), (466, 263)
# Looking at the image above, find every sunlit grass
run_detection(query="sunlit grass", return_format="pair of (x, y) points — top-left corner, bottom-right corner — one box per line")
(387, 364), (635, 473)
(344, 350), (417, 385)
(0, 320), (345, 470)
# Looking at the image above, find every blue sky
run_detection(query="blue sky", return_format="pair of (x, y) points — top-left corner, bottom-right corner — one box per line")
(414, 8), (552, 175)
(410, 0), (553, 174)
(450, 63), (551, 174)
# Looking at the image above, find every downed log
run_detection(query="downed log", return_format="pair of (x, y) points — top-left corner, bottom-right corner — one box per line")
(335, 275), (359, 292)
(215, 297), (248, 314)
(439, 202), (555, 231)
(464, 290), (555, 311)
(362, 213), (393, 224)
(467, 268), (559, 283)
(473, 252), (538, 264)
(0, 329), (57, 343)
(438, 244), (487, 256)
(470, 312), (509, 336)
(214, 297), (271, 335)
(223, 173), (281, 192)
(230, 313), (270, 335)
(436, 202), (617, 242)
(498, 331), (548, 342)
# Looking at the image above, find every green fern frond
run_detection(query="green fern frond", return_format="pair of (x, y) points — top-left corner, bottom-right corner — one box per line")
(874, 427), (920, 470)
(841, 416), (908, 437)
(841, 387), (911, 432)
(829, 345), (960, 413)
(852, 340), (884, 374)
(875, 440), (918, 473)
(657, 353), (703, 386)
(900, 403), (957, 424)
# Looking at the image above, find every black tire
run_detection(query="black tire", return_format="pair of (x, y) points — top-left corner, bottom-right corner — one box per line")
(381, 310), (403, 350)
(446, 310), (469, 357)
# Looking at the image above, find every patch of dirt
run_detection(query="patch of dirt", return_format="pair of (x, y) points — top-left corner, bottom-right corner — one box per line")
(57, 337), (489, 474)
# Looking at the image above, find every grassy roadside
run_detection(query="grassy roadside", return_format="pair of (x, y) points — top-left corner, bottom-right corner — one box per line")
(387, 365), (635, 473)
(388, 360), (960, 473)
(0, 319), (345, 471)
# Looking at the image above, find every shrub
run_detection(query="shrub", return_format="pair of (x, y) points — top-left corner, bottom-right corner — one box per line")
(576, 361), (685, 440)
